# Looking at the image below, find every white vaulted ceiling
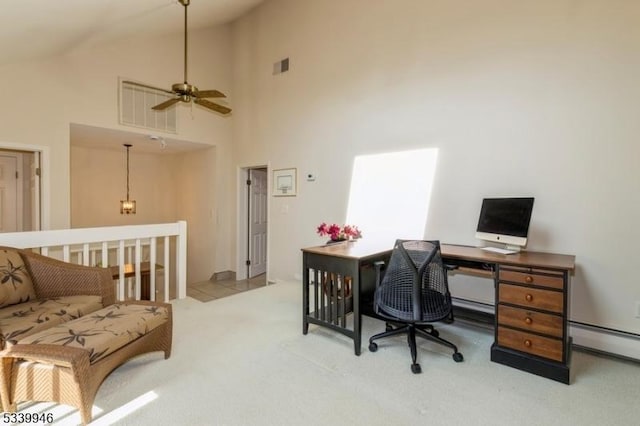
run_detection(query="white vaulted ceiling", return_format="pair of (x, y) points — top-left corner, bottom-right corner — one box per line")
(0, 0), (263, 67)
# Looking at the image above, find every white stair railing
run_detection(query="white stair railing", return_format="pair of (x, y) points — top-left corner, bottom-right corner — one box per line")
(0, 221), (187, 302)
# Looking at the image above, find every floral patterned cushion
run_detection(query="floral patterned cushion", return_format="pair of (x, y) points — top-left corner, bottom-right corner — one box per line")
(0, 295), (103, 349)
(19, 303), (169, 364)
(0, 249), (36, 309)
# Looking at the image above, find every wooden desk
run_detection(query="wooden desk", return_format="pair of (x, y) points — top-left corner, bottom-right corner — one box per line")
(302, 241), (576, 383)
(441, 244), (576, 383)
(302, 241), (392, 355)
(110, 262), (163, 301)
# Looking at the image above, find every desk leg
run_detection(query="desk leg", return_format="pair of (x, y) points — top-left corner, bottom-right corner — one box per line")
(302, 259), (309, 335)
(352, 264), (361, 356)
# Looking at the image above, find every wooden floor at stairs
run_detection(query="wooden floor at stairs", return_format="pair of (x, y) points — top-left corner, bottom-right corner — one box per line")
(186, 274), (267, 302)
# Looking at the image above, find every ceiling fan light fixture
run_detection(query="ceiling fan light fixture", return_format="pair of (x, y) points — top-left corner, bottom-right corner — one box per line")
(172, 83), (194, 93)
(147, 0), (231, 115)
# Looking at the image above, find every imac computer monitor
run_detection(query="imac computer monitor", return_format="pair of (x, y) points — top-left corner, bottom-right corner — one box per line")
(475, 197), (534, 253)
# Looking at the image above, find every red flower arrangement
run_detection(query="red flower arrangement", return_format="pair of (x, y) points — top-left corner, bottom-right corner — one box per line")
(316, 222), (362, 242)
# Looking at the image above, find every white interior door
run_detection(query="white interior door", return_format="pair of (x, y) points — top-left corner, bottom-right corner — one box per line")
(248, 168), (268, 277)
(30, 151), (41, 231)
(0, 154), (20, 232)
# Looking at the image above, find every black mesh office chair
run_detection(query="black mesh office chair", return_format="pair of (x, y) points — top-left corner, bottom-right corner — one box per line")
(368, 240), (463, 373)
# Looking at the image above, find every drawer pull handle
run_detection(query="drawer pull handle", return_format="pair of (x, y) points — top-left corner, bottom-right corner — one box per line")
(525, 275), (534, 283)
(524, 317), (533, 325)
(525, 294), (533, 302)
(524, 339), (532, 348)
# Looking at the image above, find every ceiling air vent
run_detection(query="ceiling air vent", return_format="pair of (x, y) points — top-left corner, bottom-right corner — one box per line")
(119, 79), (177, 133)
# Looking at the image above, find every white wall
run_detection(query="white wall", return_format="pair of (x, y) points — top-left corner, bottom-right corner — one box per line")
(0, 25), (234, 277)
(175, 147), (220, 282)
(71, 144), (217, 283)
(71, 146), (179, 227)
(230, 0), (640, 334)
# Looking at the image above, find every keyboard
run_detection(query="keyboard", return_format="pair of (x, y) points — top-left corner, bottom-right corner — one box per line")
(481, 246), (518, 255)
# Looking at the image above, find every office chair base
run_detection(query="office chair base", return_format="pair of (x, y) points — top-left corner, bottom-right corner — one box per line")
(369, 322), (463, 374)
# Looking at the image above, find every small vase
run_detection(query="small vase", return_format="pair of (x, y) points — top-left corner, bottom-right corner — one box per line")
(326, 238), (347, 245)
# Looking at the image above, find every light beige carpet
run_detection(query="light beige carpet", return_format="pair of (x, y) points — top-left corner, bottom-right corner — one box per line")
(12, 281), (640, 425)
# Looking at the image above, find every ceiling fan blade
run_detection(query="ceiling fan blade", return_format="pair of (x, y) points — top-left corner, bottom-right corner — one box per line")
(154, 1), (232, 116)
(194, 98), (232, 115)
(194, 89), (225, 99)
(123, 80), (174, 95)
(152, 97), (181, 110)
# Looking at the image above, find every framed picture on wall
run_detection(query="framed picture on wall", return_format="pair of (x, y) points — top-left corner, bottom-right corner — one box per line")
(273, 168), (297, 196)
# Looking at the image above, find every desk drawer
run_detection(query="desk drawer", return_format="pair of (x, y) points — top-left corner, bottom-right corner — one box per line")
(499, 283), (563, 313)
(499, 268), (564, 290)
(497, 305), (563, 338)
(497, 326), (563, 362)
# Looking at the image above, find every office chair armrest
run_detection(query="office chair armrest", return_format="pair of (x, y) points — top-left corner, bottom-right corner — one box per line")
(374, 260), (386, 289)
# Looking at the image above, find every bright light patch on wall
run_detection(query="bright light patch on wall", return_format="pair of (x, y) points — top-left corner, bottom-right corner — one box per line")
(346, 148), (438, 246)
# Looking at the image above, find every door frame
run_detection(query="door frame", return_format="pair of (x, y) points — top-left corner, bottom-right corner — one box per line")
(0, 152), (22, 231)
(236, 164), (270, 281)
(0, 142), (49, 231)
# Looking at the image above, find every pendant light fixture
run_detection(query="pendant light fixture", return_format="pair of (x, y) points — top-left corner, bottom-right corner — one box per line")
(120, 144), (136, 214)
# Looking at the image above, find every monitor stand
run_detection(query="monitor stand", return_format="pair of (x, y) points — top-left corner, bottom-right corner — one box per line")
(481, 244), (521, 255)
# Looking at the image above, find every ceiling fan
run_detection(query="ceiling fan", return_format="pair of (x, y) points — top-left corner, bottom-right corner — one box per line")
(125, 0), (231, 115)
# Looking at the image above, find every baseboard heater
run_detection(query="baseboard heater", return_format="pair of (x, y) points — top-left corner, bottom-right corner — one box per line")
(452, 297), (640, 363)
(570, 321), (640, 362)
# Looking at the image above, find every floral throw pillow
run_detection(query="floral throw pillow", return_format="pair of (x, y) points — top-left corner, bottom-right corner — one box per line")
(0, 249), (37, 308)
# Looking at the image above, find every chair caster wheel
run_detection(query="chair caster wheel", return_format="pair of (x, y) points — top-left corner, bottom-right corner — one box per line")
(411, 363), (422, 374)
(431, 330), (440, 338)
(369, 342), (378, 352)
(453, 352), (464, 362)
(385, 324), (393, 332)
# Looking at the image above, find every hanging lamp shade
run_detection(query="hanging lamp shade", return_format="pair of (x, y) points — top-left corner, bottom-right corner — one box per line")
(120, 144), (136, 214)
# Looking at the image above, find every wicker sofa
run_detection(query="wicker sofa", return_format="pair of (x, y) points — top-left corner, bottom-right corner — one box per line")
(1, 300), (172, 424)
(0, 246), (115, 351)
(0, 247), (173, 423)
(0, 246), (115, 412)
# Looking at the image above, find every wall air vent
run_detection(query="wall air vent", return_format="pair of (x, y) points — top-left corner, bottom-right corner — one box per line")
(119, 79), (177, 133)
(273, 57), (290, 75)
